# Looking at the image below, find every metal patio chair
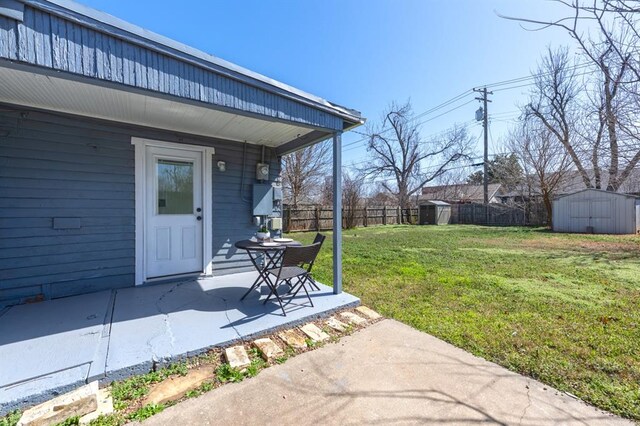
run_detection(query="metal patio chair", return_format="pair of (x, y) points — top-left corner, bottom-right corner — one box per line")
(263, 242), (322, 315)
(305, 233), (326, 290)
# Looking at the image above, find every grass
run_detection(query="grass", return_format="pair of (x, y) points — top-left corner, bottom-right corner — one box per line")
(290, 225), (640, 420)
(0, 411), (21, 426)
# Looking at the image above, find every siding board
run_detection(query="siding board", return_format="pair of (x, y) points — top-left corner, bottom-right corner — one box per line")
(0, 5), (345, 131)
(0, 107), (281, 305)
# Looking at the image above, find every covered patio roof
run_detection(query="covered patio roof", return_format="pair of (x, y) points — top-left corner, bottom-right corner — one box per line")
(0, 0), (364, 154)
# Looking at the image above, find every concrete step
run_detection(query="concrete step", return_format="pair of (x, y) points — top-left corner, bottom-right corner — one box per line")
(356, 306), (382, 320)
(224, 346), (251, 370)
(253, 338), (284, 361)
(325, 316), (348, 332)
(300, 323), (330, 342)
(18, 381), (98, 426)
(278, 329), (307, 350)
(339, 312), (367, 325)
(143, 367), (213, 406)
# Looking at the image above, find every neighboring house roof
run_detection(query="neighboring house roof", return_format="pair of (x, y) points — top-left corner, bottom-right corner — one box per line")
(420, 184), (502, 203)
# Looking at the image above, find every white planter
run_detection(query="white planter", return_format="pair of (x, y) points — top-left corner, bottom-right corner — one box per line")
(256, 231), (270, 240)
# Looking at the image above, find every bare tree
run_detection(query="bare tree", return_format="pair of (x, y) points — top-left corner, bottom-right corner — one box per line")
(343, 172), (364, 229)
(366, 183), (397, 206)
(508, 120), (573, 227)
(362, 101), (473, 222)
(281, 140), (330, 206)
(501, 1), (640, 191)
(525, 47), (591, 187)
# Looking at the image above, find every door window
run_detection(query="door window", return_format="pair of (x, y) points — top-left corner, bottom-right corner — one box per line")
(157, 159), (194, 214)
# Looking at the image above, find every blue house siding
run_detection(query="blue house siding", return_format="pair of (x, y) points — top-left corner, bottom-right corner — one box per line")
(0, 107), (280, 305)
(0, 6), (346, 132)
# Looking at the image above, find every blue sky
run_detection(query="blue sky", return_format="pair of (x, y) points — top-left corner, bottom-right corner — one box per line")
(79, 0), (574, 174)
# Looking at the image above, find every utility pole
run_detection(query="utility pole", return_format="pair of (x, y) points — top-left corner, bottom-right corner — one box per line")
(474, 87), (492, 204)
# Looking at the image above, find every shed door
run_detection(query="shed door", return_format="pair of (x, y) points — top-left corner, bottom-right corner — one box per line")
(569, 200), (590, 232)
(145, 146), (203, 278)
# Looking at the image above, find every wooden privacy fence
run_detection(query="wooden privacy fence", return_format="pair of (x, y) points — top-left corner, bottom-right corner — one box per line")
(283, 203), (547, 232)
(283, 206), (419, 232)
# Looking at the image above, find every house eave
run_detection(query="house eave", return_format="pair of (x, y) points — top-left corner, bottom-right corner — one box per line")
(17, 0), (363, 127)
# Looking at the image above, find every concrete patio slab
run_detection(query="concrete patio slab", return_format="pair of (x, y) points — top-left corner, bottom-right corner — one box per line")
(0, 272), (359, 415)
(138, 320), (631, 426)
(104, 272), (358, 379)
(0, 291), (112, 407)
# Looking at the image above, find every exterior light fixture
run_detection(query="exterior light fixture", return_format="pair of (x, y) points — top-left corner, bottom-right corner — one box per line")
(217, 161), (226, 172)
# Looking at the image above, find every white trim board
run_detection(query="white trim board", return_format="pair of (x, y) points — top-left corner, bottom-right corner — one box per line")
(131, 137), (214, 285)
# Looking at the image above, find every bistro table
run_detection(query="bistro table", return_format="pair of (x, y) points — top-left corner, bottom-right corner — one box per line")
(235, 238), (302, 301)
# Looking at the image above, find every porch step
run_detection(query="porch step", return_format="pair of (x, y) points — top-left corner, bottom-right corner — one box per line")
(278, 329), (307, 350)
(300, 323), (330, 342)
(339, 311), (367, 325)
(253, 338), (284, 361)
(224, 346), (251, 370)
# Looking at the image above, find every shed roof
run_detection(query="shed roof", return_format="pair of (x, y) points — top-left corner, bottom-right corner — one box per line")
(420, 200), (450, 206)
(554, 188), (640, 200)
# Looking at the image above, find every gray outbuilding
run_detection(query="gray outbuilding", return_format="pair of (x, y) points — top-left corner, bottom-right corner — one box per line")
(552, 189), (640, 234)
(419, 200), (451, 225)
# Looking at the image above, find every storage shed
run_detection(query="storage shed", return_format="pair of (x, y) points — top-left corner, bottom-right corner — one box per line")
(552, 189), (640, 234)
(419, 200), (451, 225)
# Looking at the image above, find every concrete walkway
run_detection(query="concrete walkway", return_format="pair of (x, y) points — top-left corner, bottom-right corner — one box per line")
(140, 320), (631, 426)
(0, 272), (358, 414)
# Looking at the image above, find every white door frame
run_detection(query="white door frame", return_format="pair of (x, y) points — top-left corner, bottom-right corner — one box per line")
(131, 137), (214, 285)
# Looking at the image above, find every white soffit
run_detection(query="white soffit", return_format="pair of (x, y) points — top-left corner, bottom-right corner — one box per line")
(0, 66), (317, 146)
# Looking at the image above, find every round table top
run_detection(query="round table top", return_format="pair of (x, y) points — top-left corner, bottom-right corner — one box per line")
(234, 238), (302, 251)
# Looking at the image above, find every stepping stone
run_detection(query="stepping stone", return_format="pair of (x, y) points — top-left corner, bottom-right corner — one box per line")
(339, 311), (367, 325)
(18, 381), (98, 426)
(356, 306), (382, 320)
(79, 387), (113, 425)
(300, 323), (330, 342)
(278, 329), (307, 350)
(325, 316), (348, 332)
(144, 367), (213, 406)
(225, 346), (251, 369)
(253, 338), (284, 361)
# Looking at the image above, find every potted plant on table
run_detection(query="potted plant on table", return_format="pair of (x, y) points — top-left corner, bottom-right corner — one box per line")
(256, 224), (270, 241)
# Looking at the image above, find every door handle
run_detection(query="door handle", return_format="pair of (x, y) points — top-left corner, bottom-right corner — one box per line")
(196, 207), (202, 212)
(196, 216), (202, 221)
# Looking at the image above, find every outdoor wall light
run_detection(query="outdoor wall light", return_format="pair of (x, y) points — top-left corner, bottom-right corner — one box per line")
(217, 161), (226, 172)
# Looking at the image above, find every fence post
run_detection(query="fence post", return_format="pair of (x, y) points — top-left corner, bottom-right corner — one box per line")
(383, 206), (387, 225)
(363, 207), (368, 227)
(397, 206), (401, 224)
(283, 206), (288, 232)
(315, 206), (320, 231)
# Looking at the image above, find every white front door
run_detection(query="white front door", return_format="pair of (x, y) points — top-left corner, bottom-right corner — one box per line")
(145, 146), (203, 278)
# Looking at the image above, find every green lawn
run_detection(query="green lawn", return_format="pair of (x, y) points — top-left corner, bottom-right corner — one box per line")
(290, 225), (640, 420)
